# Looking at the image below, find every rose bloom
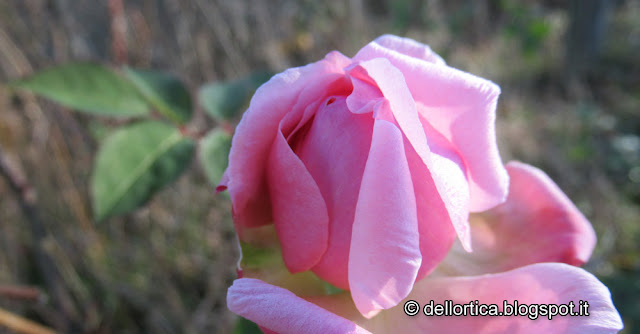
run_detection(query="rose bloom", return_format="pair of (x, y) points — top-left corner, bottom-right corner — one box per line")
(218, 35), (623, 333)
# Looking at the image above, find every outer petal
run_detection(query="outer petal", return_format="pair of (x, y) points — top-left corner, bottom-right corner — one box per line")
(223, 51), (351, 229)
(295, 97), (374, 290)
(436, 161), (597, 277)
(354, 38), (508, 212)
(267, 121), (329, 273)
(349, 119), (421, 318)
(347, 58), (472, 251)
(373, 34), (446, 65)
(347, 58), (431, 169)
(372, 263), (623, 334)
(227, 278), (372, 334)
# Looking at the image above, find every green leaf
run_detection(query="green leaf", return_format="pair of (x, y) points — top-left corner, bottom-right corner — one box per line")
(87, 120), (112, 144)
(199, 71), (273, 121)
(124, 68), (193, 124)
(91, 121), (195, 221)
(10, 63), (149, 116)
(239, 241), (282, 269)
(234, 317), (262, 334)
(199, 128), (232, 187)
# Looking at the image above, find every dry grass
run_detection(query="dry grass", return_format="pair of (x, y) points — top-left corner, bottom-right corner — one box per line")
(0, 0), (639, 333)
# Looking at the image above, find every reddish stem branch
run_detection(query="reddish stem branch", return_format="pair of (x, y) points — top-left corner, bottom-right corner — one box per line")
(108, 0), (128, 64)
(0, 285), (41, 302)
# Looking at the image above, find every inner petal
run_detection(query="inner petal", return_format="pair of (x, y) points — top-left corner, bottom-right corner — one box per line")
(294, 97), (374, 290)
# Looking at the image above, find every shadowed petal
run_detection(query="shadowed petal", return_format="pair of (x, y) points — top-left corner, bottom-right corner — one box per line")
(295, 97), (374, 290)
(224, 51), (351, 229)
(405, 124), (463, 280)
(267, 125), (329, 273)
(437, 161), (597, 277)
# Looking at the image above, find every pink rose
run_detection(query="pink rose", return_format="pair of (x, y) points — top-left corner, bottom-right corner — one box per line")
(219, 34), (510, 316)
(227, 162), (623, 333)
(220, 35), (622, 333)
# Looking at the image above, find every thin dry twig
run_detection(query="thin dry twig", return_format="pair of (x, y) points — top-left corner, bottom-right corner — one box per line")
(0, 307), (57, 334)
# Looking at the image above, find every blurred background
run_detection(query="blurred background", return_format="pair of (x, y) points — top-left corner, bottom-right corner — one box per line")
(0, 0), (638, 333)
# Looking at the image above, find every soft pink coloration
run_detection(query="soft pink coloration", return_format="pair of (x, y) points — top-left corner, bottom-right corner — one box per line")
(227, 160), (623, 334)
(220, 34), (509, 317)
(436, 161), (598, 277)
(230, 264), (621, 334)
(228, 278), (371, 334)
(222, 35), (622, 333)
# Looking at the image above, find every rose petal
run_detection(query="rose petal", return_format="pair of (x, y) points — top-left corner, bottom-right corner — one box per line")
(347, 58), (430, 169)
(405, 123), (465, 280)
(420, 118), (472, 251)
(373, 34), (446, 65)
(216, 170), (229, 193)
(501, 161), (596, 265)
(347, 58), (473, 251)
(373, 263), (623, 334)
(226, 51), (351, 229)
(267, 122), (329, 273)
(227, 278), (372, 334)
(354, 39), (508, 212)
(436, 161), (597, 277)
(294, 97), (374, 290)
(349, 119), (422, 318)
(310, 264), (622, 334)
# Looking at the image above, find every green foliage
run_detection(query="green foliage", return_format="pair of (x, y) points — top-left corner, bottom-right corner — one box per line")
(322, 281), (344, 295)
(234, 317), (263, 334)
(87, 120), (112, 144)
(391, 0), (412, 32)
(199, 71), (273, 121)
(500, 1), (551, 55)
(91, 121), (195, 221)
(8, 61), (258, 220)
(601, 270), (640, 334)
(239, 241), (281, 269)
(199, 128), (232, 187)
(124, 68), (193, 124)
(10, 63), (149, 116)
